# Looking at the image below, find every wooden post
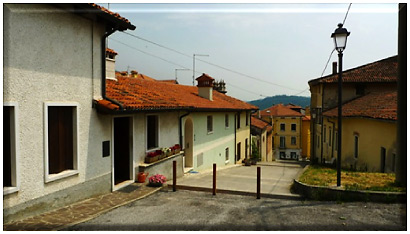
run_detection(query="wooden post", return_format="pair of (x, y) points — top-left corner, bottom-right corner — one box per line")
(257, 166), (261, 199)
(173, 160), (177, 192)
(213, 163), (216, 195)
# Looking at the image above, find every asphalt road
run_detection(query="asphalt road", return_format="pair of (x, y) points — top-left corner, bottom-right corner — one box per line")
(66, 190), (406, 231)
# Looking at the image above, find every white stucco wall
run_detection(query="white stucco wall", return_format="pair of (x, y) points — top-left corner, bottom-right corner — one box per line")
(133, 112), (180, 169)
(3, 4), (112, 211)
(182, 112), (236, 172)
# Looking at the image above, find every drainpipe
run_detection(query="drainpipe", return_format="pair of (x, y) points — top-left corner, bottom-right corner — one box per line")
(320, 84), (325, 164)
(179, 112), (190, 149)
(102, 27), (124, 110)
(248, 111), (251, 160)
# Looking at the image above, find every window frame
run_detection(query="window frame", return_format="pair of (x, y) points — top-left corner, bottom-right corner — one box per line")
(237, 113), (241, 129)
(280, 123), (285, 131)
(207, 115), (213, 134)
(3, 103), (20, 195)
(225, 114), (229, 129)
(146, 114), (160, 151)
(291, 136), (297, 145)
(291, 123), (297, 131)
(44, 102), (79, 183)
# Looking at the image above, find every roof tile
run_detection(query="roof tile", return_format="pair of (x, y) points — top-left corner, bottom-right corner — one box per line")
(323, 91), (397, 121)
(260, 104), (303, 117)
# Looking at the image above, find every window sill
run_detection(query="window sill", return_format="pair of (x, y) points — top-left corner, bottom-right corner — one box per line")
(45, 170), (79, 183)
(3, 186), (19, 195)
(225, 160), (230, 164)
(207, 131), (213, 135)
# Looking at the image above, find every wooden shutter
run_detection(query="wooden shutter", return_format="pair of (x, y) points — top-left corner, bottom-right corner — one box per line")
(48, 106), (73, 174)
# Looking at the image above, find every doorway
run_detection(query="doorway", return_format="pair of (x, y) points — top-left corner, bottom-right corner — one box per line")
(184, 117), (194, 168)
(237, 142), (241, 161)
(113, 117), (133, 187)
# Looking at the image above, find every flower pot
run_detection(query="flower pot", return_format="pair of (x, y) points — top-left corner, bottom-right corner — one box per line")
(174, 149), (180, 154)
(158, 154), (166, 160)
(145, 155), (159, 163)
(137, 172), (149, 183)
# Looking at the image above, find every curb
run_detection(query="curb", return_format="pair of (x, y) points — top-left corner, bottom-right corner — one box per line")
(167, 184), (303, 201)
(55, 186), (163, 231)
(292, 179), (406, 203)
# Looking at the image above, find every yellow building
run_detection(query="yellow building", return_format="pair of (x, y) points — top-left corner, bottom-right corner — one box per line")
(235, 111), (252, 163)
(322, 91), (397, 172)
(259, 104), (304, 161)
(250, 116), (273, 161)
(308, 56), (397, 164)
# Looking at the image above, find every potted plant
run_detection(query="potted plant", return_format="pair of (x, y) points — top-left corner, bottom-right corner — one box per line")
(243, 158), (252, 166)
(148, 174), (167, 187)
(145, 151), (159, 163)
(173, 144), (181, 154)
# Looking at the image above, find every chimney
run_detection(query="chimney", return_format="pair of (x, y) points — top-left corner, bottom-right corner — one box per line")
(130, 70), (139, 78)
(105, 48), (118, 81)
(213, 79), (227, 94)
(196, 73), (214, 101)
(332, 61), (337, 75)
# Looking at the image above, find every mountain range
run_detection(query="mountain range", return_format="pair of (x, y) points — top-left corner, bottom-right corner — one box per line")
(248, 95), (311, 110)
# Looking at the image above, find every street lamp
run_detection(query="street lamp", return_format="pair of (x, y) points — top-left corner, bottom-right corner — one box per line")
(331, 23), (350, 187)
(175, 68), (190, 83)
(193, 54), (209, 86)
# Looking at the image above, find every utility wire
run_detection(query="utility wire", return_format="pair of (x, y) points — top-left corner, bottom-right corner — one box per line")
(121, 31), (303, 92)
(110, 38), (270, 98)
(342, 3), (352, 26)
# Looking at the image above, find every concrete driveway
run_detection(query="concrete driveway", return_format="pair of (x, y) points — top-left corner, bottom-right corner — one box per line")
(177, 160), (306, 197)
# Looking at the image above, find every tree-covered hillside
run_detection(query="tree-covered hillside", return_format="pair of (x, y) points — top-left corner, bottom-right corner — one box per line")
(248, 95), (310, 110)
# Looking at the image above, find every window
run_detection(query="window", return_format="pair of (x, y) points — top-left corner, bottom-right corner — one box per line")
(280, 123), (285, 131)
(280, 136), (286, 148)
(291, 123), (296, 131)
(291, 136), (296, 145)
(324, 126), (326, 143)
(45, 103), (79, 182)
(4, 104), (19, 194)
(246, 112), (249, 126)
(291, 152), (297, 159)
(354, 135), (359, 158)
(225, 114), (229, 128)
(225, 147), (229, 162)
(207, 115), (213, 133)
(147, 115), (159, 149)
(237, 142), (241, 161)
(237, 113), (241, 129)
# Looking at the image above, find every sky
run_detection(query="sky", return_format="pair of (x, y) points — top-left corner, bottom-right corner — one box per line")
(104, 3), (398, 102)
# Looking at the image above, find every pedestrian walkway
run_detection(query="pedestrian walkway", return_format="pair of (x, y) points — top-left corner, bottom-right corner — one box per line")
(177, 161), (306, 199)
(3, 183), (163, 231)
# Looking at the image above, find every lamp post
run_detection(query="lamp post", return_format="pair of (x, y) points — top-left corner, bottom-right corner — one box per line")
(331, 23), (350, 187)
(193, 54), (209, 86)
(175, 68), (189, 83)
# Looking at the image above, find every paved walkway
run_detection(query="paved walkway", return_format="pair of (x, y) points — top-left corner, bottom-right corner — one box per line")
(3, 183), (163, 231)
(177, 161), (307, 199)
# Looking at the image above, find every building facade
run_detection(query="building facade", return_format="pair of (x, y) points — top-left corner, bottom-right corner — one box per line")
(3, 3), (135, 222)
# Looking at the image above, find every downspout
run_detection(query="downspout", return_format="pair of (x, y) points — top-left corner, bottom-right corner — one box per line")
(102, 27), (124, 110)
(179, 112), (190, 149)
(300, 116), (302, 160)
(320, 84), (325, 163)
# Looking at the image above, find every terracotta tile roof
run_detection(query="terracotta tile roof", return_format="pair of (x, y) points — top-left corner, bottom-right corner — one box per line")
(106, 48), (118, 55)
(303, 116), (311, 121)
(309, 55), (397, 85)
(96, 75), (258, 112)
(260, 104), (303, 117)
(158, 79), (178, 84)
(88, 3), (133, 25)
(322, 91), (397, 121)
(251, 116), (272, 132)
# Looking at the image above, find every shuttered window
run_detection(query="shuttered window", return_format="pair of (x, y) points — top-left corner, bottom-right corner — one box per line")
(147, 115), (159, 150)
(48, 106), (74, 174)
(4, 107), (12, 187)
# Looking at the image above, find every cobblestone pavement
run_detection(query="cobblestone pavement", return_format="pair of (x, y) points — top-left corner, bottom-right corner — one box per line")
(3, 183), (163, 231)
